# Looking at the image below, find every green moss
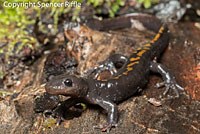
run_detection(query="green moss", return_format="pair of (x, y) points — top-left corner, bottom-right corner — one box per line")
(0, 0), (125, 58)
(0, 0), (125, 79)
(137, 0), (159, 8)
(87, 0), (124, 17)
(0, 0), (39, 58)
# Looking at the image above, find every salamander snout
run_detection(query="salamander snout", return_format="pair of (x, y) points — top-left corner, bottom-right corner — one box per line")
(45, 74), (89, 97)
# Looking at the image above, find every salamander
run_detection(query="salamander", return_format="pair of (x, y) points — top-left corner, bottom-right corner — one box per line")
(45, 14), (184, 131)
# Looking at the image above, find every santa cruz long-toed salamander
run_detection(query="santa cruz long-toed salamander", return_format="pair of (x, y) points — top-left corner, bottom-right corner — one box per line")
(45, 14), (184, 131)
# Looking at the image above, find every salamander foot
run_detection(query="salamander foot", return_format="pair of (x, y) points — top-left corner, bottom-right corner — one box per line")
(93, 123), (117, 132)
(52, 106), (65, 125)
(155, 81), (184, 97)
(84, 54), (127, 79)
(42, 106), (65, 125)
(150, 62), (184, 97)
(85, 63), (117, 79)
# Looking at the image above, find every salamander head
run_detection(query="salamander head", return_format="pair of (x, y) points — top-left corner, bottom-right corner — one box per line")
(45, 75), (89, 97)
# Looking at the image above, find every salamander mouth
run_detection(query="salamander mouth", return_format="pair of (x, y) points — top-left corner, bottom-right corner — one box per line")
(45, 82), (62, 94)
(45, 81), (75, 96)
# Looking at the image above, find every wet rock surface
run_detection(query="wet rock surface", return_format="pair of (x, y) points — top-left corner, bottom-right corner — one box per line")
(1, 1), (200, 132)
(41, 22), (200, 134)
(1, 21), (200, 134)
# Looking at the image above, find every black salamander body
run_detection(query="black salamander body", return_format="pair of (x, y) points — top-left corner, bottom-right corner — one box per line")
(45, 14), (184, 131)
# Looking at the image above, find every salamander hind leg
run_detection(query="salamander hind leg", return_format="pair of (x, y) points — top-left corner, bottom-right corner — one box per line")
(150, 62), (184, 97)
(85, 54), (127, 79)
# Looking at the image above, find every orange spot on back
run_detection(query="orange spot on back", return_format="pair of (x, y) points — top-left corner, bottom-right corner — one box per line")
(153, 33), (160, 42)
(123, 72), (128, 75)
(127, 67), (133, 71)
(152, 26), (164, 43)
(144, 43), (151, 47)
(137, 50), (146, 56)
(127, 61), (139, 67)
(159, 26), (164, 33)
(130, 57), (140, 61)
(151, 40), (155, 43)
(114, 75), (122, 79)
(133, 51), (137, 53)
(143, 47), (150, 50)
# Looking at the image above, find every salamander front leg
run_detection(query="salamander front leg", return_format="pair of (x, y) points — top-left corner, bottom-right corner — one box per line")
(51, 97), (81, 124)
(91, 95), (118, 132)
(150, 62), (184, 97)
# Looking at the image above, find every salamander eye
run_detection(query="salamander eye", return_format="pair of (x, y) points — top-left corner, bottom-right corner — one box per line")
(64, 79), (72, 87)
